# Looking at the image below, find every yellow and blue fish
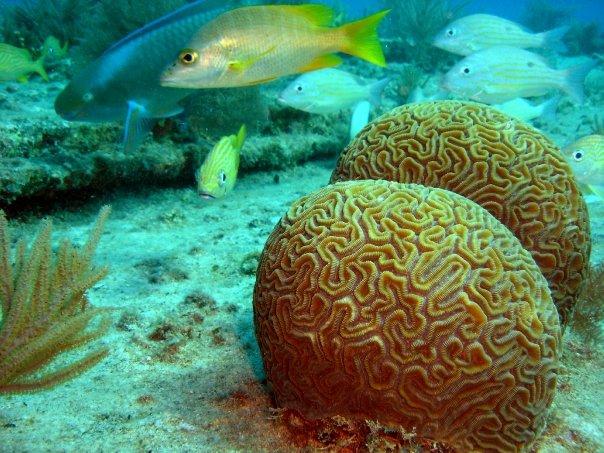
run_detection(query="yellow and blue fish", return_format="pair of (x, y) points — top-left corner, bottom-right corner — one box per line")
(197, 125), (247, 199)
(0, 43), (48, 82)
(161, 4), (389, 89)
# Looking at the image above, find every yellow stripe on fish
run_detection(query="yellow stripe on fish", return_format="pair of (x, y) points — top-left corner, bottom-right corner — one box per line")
(161, 4), (390, 89)
(0, 43), (48, 82)
(433, 13), (568, 56)
(563, 134), (604, 200)
(196, 125), (247, 199)
(443, 46), (596, 104)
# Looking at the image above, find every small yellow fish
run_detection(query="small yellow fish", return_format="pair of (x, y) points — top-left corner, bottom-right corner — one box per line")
(161, 4), (389, 88)
(197, 125), (247, 199)
(563, 134), (604, 199)
(0, 43), (48, 82)
(42, 36), (69, 59)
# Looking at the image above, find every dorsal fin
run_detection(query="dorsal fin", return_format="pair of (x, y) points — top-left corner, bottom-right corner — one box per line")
(276, 4), (335, 26)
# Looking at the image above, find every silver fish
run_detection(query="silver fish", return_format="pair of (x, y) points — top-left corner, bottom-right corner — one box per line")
(54, 0), (238, 152)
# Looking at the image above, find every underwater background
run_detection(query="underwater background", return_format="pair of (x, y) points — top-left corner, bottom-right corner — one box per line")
(0, 0), (603, 451)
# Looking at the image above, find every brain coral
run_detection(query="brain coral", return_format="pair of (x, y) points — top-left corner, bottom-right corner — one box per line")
(330, 101), (590, 327)
(253, 180), (560, 452)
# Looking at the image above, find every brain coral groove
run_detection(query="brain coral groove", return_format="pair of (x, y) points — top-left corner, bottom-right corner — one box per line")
(330, 101), (590, 326)
(254, 180), (560, 452)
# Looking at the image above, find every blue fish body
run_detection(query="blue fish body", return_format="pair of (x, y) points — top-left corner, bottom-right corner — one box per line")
(54, 0), (234, 150)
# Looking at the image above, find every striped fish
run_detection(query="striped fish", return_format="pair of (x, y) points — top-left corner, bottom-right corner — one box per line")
(0, 43), (48, 82)
(563, 134), (604, 200)
(196, 125), (246, 199)
(433, 14), (568, 56)
(278, 68), (389, 114)
(442, 46), (596, 104)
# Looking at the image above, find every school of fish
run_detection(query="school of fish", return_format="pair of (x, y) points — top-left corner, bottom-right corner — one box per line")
(0, 2), (596, 200)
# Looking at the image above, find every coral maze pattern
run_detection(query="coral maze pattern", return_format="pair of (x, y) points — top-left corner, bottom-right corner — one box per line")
(330, 101), (590, 327)
(254, 181), (560, 452)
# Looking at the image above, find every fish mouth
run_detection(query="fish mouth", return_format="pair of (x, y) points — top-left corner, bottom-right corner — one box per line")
(198, 192), (216, 200)
(59, 110), (82, 121)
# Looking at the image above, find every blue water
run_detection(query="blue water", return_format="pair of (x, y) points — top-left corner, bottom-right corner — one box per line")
(0, 0), (602, 451)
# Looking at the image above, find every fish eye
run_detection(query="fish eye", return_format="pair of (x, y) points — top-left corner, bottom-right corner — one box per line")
(218, 171), (227, 186)
(83, 92), (94, 102)
(462, 67), (470, 74)
(178, 49), (198, 65)
(446, 28), (455, 37)
(296, 85), (303, 92)
(573, 150), (584, 161)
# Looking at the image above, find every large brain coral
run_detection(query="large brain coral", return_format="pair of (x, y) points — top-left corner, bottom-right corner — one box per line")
(254, 180), (560, 452)
(330, 101), (590, 327)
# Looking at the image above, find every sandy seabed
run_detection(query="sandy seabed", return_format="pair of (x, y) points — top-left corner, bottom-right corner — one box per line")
(0, 157), (602, 452)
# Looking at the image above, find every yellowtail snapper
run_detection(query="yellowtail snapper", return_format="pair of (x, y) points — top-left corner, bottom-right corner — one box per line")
(161, 5), (390, 89)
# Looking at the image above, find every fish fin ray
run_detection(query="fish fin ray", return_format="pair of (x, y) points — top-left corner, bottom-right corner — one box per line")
(34, 57), (49, 82)
(589, 185), (604, 200)
(298, 54), (342, 73)
(123, 101), (154, 153)
(228, 46), (276, 73)
(368, 77), (390, 107)
(540, 96), (560, 121)
(538, 25), (570, 52)
(563, 59), (597, 104)
(338, 9), (390, 67)
(233, 125), (247, 151)
(350, 101), (371, 140)
(279, 4), (334, 26)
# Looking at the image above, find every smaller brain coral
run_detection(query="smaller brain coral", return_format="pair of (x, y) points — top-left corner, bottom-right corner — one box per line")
(330, 101), (590, 327)
(254, 180), (560, 452)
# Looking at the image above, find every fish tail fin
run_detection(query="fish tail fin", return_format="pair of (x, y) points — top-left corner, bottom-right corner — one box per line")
(337, 9), (390, 67)
(368, 77), (390, 107)
(562, 59), (597, 104)
(350, 101), (371, 140)
(234, 124), (246, 151)
(538, 25), (570, 52)
(123, 101), (154, 152)
(34, 57), (49, 81)
(540, 96), (560, 121)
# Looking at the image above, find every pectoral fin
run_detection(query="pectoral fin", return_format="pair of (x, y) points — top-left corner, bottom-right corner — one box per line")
(124, 101), (154, 153)
(298, 54), (342, 73)
(589, 184), (604, 200)
(228, 46), (276, 73)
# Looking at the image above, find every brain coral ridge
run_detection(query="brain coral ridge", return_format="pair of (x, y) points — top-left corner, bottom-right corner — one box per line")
(253, 180), (561, 452)
(330, 100), (591, 327)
